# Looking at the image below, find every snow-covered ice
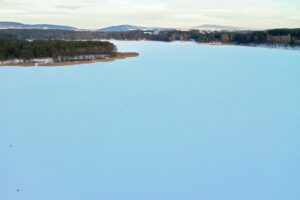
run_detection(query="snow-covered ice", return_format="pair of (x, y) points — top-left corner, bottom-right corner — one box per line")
(0, 41), (300, 200)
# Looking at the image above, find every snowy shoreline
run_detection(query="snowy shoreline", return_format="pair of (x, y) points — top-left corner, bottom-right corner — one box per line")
(0, 52), (139, 67)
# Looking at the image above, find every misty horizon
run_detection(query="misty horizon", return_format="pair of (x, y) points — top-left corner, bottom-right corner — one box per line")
(1, 0), (299, 29)
(0, 21), (299, 30)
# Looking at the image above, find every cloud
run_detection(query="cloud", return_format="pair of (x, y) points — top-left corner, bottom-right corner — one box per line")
(0, 0), (299, 29)
(55, 5), (83, 10)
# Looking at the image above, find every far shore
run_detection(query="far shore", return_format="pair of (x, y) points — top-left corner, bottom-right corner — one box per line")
(0, 52), (139, 67)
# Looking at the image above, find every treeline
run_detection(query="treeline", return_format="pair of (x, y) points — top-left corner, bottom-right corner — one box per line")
(0, 28), (299, 48)
(145, 29), (300, 46)
(0, 35), (116, 61)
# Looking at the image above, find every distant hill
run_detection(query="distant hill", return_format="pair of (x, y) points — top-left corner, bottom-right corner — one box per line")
(0, 22), (263, 32)
(190, 24), (242, 31)
(98, 25), (170, 32)
(0, 22), (78, 31)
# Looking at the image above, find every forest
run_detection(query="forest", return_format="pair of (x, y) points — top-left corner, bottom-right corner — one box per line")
(0, 34), (116, 61)
(0, 28), (299, 61)
(0, 28), (299, 47)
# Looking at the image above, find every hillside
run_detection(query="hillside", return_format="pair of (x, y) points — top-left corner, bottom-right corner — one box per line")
(98, 25), (169, 32)
(0, 22), (78, 31)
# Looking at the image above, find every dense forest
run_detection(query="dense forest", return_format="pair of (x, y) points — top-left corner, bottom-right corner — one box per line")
(0, 28), (299, 47)
(0, 28), (299, 61)
(0, 34), (116, 61)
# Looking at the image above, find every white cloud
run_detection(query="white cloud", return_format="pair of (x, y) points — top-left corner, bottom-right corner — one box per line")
(0, 0), (299, 28)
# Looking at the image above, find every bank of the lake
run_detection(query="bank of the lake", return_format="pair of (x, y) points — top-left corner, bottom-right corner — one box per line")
(0, 37), (124, 66)
(0, 52), (139, 67)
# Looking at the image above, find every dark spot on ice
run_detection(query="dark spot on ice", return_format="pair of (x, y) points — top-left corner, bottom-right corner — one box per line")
(20, 120), (26, 124)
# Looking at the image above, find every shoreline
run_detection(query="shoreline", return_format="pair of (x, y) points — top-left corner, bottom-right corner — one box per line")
(0, 52), (139, 67)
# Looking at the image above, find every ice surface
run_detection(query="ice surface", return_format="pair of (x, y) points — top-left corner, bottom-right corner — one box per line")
(0, 41), (300, 200)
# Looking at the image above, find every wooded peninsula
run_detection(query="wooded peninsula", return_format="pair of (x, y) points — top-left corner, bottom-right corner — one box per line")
(0, 34), (139, 66)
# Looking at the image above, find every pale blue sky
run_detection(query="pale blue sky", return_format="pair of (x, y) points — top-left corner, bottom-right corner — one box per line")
(0, 0), (299, 28)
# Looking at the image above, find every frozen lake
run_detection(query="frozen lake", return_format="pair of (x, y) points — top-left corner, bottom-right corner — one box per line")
(0, 41), (300, 200)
